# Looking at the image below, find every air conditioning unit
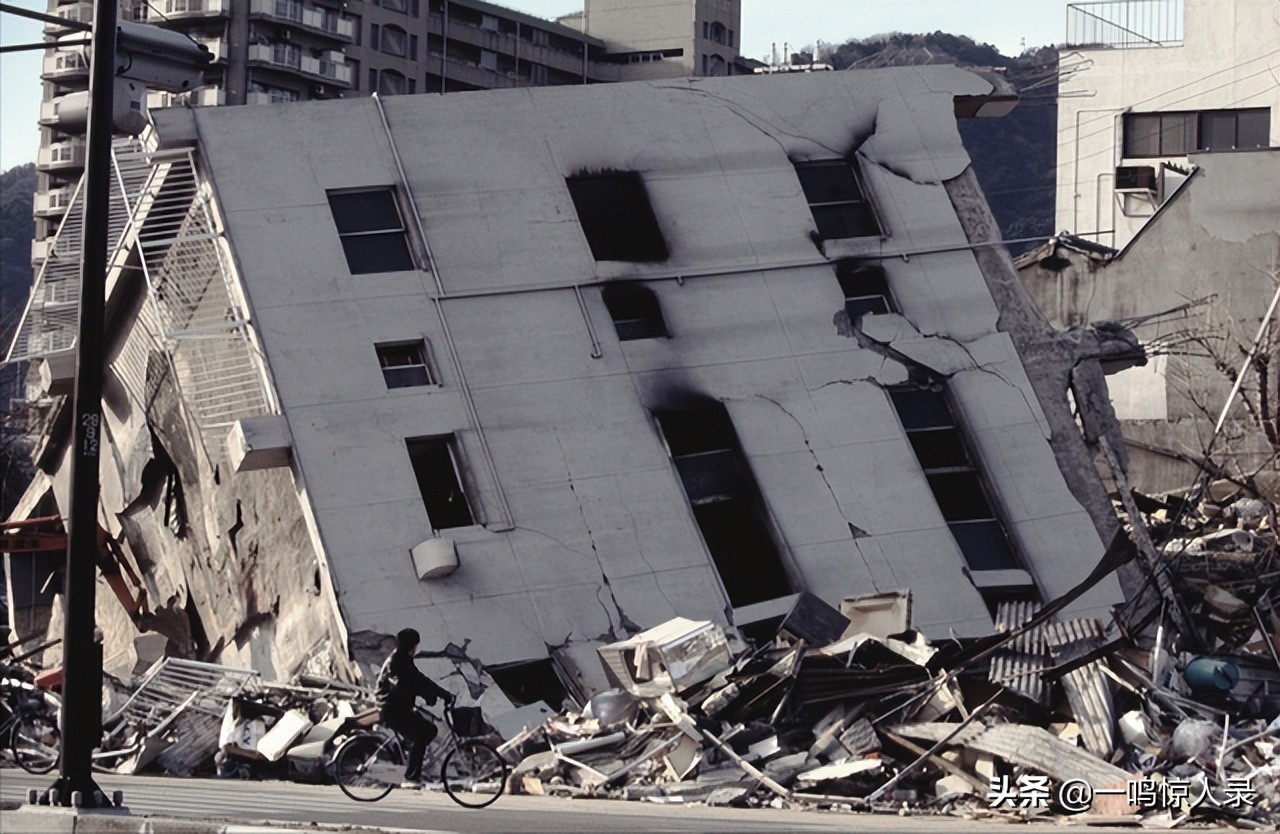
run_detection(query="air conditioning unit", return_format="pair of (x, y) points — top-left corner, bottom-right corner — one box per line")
(1115, 165), (1157, 192)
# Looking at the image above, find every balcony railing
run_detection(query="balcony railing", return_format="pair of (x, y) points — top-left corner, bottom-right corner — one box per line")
(246, 43), (352, 85)
(40, 49), (89, 81)
(248, 0), (355, 41)
(34, 187), (75, 217)
(37, 139), (88, 172)
(155, 0), (230, 19)
(43, 2), (93, 35)
(1066, 0), (1184, 48)
(149, 86), (226, 109)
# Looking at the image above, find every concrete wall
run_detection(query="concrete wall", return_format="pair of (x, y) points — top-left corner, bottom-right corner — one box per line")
(174, 67), (1121, 676)
(1056, 0), (1279, 247)
(583, 0), (740, 79)
(1029, 149), (1280, 492)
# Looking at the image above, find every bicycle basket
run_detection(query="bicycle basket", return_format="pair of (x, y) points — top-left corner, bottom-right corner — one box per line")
(450, 706), (485, 737)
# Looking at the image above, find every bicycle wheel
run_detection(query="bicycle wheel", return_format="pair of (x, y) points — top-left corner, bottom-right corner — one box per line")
(333, 734), (401, 802)
(441, 741), (507, 809)
(12, 712), (60, 774)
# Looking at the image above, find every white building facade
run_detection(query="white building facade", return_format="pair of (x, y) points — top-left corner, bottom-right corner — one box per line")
(1055, 0), (1279, 248)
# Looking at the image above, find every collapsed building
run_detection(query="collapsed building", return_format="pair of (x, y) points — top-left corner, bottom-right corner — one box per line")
(5, 66), (1129, 710)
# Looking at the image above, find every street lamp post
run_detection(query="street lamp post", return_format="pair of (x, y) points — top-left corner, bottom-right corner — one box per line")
(45, 0), (118, 807)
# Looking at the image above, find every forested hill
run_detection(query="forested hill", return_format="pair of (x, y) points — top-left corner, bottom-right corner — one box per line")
(824, 33), (1059, 252)
(1, 163), (36, 343)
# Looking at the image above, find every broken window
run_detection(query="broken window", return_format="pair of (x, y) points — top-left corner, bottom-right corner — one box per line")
(326, 188), (415, 274)
(794, 159), (882, 240)
(889, 387), (1023, 574)
(836, 261), (895, 320)
(406, 436), (474, 530)
(1124, 108), (1271, 157)
(376, 340), (434, 388)
(601, 283), (668, 340)
(655, 404), (792, 608)
(486, 658), (569, 710)
(566, 172), (669, 262)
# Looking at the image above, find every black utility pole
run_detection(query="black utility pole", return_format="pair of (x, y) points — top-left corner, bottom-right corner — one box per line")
(46, 0), (117, 808)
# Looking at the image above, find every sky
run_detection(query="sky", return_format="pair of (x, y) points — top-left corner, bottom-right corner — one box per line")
(0, 0), (1070, 171)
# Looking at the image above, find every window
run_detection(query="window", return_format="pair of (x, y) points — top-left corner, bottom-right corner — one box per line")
(1124, 108), (1271, 157)
(326, 189), (415, 274)
(480, 49), (497, 71)
(406, 436), (474, 529)
(889, 387), (1022, 574)
(381, 0), (406, 11)
(486, 659), (568, 709)
(601, 283), (667, 340)
(656, 404), (791, 608)
(369, 23), (380, 51)
(794, 159), (882, 239)
(376, 340), (433, 388)
(481, 14), (499, 31)
(836, 262), (895, 319)
(378, 69), (407, 95)
(566, 171), (668, 262)
(381, 25), (408, 57)
(708, 21), (727, 45)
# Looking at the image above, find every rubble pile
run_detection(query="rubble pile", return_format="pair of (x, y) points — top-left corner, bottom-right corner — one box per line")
(491, 489), (1278, 825)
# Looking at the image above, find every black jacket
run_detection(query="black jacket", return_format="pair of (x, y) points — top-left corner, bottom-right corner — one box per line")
(374, 650), (452, 720)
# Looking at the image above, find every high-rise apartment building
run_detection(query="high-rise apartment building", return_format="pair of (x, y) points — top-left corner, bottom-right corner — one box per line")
(32, 0), (746, 263)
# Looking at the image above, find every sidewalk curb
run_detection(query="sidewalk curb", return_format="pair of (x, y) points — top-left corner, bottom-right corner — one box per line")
(0, 804), (432, 834)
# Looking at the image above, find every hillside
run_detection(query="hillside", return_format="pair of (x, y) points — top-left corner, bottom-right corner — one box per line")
(822, 33), (1058, 252)
(1, 163), (35, 343)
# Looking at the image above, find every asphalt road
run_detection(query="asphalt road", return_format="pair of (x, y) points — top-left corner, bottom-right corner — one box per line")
(1, 768), (1145, 833)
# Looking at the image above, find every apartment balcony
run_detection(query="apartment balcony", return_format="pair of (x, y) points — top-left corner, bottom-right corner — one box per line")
(31, 237), (55, 267)
(34, 187), (75, 219)
(246, 44), (353, 86)
(152, 0), (230, 21)
(1066, 0), (1183, 48)
(248, 0), (355, 42)
(424, 12), (589, 77)
(149, 86), (226, 110)
(192, 36), (229, 63)
(36, 138), (87, 174)
(43, 2), (93, 35)
(424, 52), (521, 90)
(40, 48), (89, 83)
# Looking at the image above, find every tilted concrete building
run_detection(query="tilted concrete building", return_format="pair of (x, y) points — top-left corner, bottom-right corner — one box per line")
(6, 68), (1123, 695)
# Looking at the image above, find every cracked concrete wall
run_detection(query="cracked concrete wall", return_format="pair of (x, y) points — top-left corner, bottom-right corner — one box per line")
(169, 66), (1122, 675)
(1025, 150), (1280, 493)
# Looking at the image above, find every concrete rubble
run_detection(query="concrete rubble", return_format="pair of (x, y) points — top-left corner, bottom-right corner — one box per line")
(6, 487), (1275, 828)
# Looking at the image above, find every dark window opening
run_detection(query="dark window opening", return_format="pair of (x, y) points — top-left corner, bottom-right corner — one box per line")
(376, 340), (433, 388)
(566, 172), (669, 262)
(795, 159), (882, 240)
(1124, 107), (1271, 157)
(889, 388), (1021, 573)
(601, 283), (668, 340)
(836, 262), (894, 320)
(327, 189), (415, 274)
(406, 436), (474, 529)
(486, 658), (568, 710)
(656, 404), (791, 608)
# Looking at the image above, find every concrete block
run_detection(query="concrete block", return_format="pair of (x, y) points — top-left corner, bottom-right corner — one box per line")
(410, 537), (459, 580)
(227, 414), (292, 473)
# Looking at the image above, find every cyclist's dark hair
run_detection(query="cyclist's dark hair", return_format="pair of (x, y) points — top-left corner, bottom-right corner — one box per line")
(395, 628), (420, 653)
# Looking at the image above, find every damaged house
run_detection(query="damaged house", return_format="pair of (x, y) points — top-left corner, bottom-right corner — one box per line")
(5, 66), (1124, 699)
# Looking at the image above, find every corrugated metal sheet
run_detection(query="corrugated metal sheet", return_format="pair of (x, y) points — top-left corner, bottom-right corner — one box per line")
(1044, 618), (1115, 759)
(988, 600), (1047, 703)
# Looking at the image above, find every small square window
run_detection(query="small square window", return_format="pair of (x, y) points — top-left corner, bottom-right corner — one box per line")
(376, 340), (433, 388)
(836, 262), (894, 320)
(327, 189), (415, 274)
(794, 159), (882, 239)
(601, 283), (668, 340)
(566, 171), (669, 262)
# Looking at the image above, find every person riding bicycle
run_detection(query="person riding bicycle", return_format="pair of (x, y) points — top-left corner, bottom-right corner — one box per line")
(375, 628), (454, 786)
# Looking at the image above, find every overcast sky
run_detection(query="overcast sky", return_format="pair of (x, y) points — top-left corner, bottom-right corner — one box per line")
(0, 0), (1069, 171)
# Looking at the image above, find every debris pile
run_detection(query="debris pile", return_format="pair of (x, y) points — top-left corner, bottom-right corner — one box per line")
(494, 490), (1277, 826)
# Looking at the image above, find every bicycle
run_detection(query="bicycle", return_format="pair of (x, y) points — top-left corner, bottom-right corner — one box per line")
(333, 703), (508, 808)
(0, 677), (61, 774)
